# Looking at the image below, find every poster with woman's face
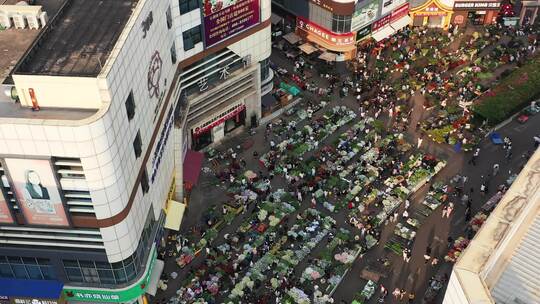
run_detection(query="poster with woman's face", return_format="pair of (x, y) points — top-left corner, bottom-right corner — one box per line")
(4, 158), (69, 227)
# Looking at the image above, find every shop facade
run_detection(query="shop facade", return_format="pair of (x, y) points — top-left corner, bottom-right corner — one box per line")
(518, 0), (540, 25)
(410, 0), (454, 29)
(452, 0), (501, 25)
(296, 16), (357, 60)
(191, 103), (247, 150)
(371, 3), (412, 41)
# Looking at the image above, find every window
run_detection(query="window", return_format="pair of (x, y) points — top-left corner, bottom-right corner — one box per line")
(125, 91), (136, 121)
(26, 265), (42, 280)
(12, 265), (27, 279)
(65, 267), (83, 282)
(260, 58), (270, 82)
(182, 25), (202, 51)
(0, 264), (13, 278)
(332, 14), (352, 33)
(133, 131), (142, 159)
(179, 0), (199, 14)
(166, 6), (172, 29)
(170, 42), (177, 64)
(141, 169), (150, 194)
(82, 267), (100, 283)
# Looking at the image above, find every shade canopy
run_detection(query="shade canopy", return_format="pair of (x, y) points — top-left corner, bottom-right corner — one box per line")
(318, 52), (337, 62)
(164, 200), (186, 231)
(298, 43), (318, 54)
(372, 26), (396, 42)
(391, 15), (412, 32)
(145, 259), (165, 296)
(283, 32), (301, 44)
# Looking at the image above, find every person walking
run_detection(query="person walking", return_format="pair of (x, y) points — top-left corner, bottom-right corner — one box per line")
(480, 183), (487, 196)
(417, 136), (423, 149)
(402, 248), (411, 262)
(424, 246), (432, 263)
(447, 236), (454, 248)
(393, 288), (401, 299)
(408, 292), (416, 303)
(469, 148), (480, 166)
(493, 163), (500, 176)
(534, 135), (540, 148)
(445, 202), (454, 218)
(441, 205), (448, 218)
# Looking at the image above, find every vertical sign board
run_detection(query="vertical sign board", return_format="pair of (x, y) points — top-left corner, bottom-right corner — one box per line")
(4, 158), (69, 227)
(203, 0), (260, 47)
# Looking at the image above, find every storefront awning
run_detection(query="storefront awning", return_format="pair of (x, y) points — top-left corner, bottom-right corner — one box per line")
(283, 32), (301, 44)
(183, 149), (204, 186)
(0, 278), (63, 299)
(164, 200), (186, 231)
(391, 15), (412, 32)
(371, 26), (396, 42)
(145, 259), (165, 296)
(271, 13), (283, 25)
(318, 52), (337, 62)
(298, 43), (318, 54)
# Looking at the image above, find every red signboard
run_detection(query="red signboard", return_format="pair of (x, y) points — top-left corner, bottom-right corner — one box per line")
(297, 16), (355, 46)
(194, 104), (246, 136)
(372, 14), (392, 32)
(391, 3), (409, 22)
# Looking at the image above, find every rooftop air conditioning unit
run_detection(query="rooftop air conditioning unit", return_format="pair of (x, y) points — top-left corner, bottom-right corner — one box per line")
(12, 13), (26, 29)
(0, 12), (10, 28)
(26, 14), (38, 29)
(39, 11), (47, 27)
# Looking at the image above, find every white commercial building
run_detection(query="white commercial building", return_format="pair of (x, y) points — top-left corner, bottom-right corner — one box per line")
(442, 149), (540, 304)
(0, 0), (271, 302)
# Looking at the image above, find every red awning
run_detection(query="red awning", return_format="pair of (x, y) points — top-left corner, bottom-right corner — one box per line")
(183, 150), (204, 187)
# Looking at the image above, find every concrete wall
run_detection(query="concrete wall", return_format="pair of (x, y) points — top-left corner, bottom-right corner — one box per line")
(12, 75), (102, 109)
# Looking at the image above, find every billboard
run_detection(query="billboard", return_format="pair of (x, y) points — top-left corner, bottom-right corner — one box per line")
(351, 0), (379, 32)
(4, 158), (69, 227)
(0, 188), (14, 224)
(203, 0), (260, 47)
(381, 0), (407, 16)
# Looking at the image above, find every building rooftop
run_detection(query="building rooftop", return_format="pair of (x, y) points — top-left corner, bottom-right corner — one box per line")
(0, 101), (97, 121)
(15, 0), (138, 77)
(443, 148), (540, 304)
(0, 0), (65, 84)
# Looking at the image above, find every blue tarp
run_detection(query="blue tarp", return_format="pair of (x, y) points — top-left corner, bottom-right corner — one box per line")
(0, 278), (63, 298)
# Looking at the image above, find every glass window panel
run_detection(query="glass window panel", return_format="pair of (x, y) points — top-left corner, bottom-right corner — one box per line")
(0, 264), (13, 278)
(63, 260), (79, 267)
(0, 256), (7, 263)
(65, 267), (83, 283)
(79, 261), (95, 268)
(26, 265), (42, 280)
(95, 261), (111, 269)
(40, 266), (56, 280)
(113, 268), (127, 284)
(125, 263), (137, 281)
(98, 269), (115, 285)
(12, 265), (28, 279)
(82, 267), (100, 283)
(22, 257), (37, 265)
(37, 258), (50, 265)
(7, 257), (22, 264)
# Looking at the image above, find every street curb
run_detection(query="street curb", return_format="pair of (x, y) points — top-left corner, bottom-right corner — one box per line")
(485, 111), (521, 137)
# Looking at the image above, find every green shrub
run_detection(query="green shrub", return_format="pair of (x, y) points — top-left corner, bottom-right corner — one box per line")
(473, 54), (540, 124)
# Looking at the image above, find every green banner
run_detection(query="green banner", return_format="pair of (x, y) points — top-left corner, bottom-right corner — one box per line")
(63, 245), (157, 303)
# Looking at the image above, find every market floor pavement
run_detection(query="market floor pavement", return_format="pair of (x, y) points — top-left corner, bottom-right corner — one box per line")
(154, 43), (540, 304)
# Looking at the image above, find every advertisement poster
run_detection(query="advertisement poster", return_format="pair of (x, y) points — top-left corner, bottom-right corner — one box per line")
(351, 0), (379, 32)
(203, 0), (260, 47)
(0, 189), (13, 224)
(381, 0), (407, 16)
(4, 158), (69, 227)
